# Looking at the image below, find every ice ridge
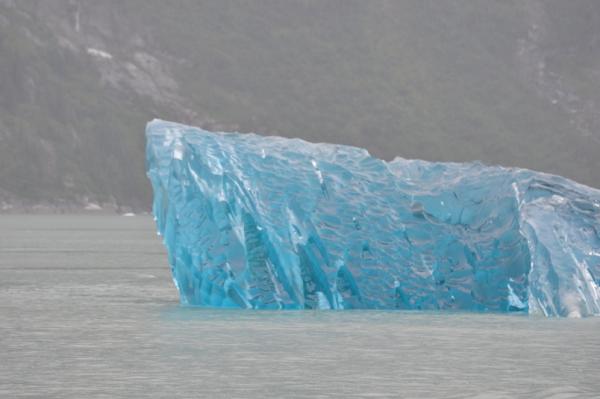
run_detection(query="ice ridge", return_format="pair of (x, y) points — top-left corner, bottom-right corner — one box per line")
(146, 119), (600, 317)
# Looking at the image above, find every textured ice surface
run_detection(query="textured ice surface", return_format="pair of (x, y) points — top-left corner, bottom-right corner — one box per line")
(146, 119), (600, 317)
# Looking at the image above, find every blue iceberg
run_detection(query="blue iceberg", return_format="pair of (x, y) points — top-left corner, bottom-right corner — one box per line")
(146, 119), (600, 317)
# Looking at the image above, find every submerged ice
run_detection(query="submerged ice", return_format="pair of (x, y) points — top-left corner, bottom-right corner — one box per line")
(146, 119), (600, 317)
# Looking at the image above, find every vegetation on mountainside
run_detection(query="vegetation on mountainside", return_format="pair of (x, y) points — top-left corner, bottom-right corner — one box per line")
(1, 1), (599, 209)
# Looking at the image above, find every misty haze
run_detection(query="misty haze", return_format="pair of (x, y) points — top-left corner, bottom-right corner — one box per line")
(1, 2), (600, 398)
(1, 1), (600, 211)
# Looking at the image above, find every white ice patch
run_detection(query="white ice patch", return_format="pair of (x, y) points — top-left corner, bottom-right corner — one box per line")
(311, 159), (324, 185)
(512, 182), (521, 207)
(507, 283), (526, 310)
(316, 291), (331, 309)
(173, 142), (184, 160)
(87, 48), (113, 60)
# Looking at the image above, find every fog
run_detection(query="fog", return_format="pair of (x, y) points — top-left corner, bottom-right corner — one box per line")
(1, 0), (599, 211)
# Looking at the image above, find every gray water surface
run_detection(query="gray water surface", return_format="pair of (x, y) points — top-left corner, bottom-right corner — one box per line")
(1, 215), (599, 398)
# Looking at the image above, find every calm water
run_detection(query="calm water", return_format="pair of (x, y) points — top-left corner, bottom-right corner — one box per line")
(0, 215), (599, 398)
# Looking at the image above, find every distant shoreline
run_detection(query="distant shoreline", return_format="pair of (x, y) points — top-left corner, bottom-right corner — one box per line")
(0, 201), (149, 215)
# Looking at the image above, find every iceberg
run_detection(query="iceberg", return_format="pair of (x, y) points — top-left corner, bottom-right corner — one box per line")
(146, 119), (600, 317)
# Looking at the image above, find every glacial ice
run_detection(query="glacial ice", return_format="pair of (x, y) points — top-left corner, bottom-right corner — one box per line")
(146, 119), (600, 317)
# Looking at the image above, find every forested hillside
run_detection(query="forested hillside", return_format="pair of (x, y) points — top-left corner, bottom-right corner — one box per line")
(1, 0), (599, 211)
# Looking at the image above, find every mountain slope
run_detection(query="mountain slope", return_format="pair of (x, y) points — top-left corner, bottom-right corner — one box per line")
(1, 0), (599, 211)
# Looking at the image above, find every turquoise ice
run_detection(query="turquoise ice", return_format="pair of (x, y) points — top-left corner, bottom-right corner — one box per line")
(146, 120), (600, 317)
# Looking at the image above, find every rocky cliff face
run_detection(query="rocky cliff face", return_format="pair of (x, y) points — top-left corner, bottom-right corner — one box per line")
(1, 1), (599, 212)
